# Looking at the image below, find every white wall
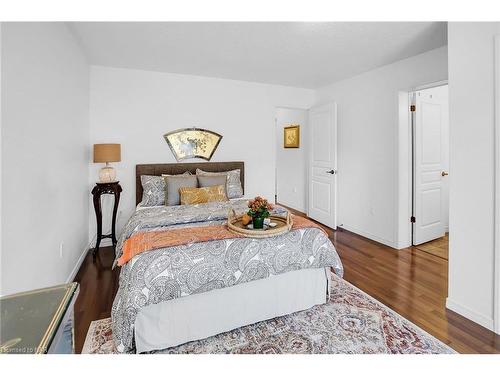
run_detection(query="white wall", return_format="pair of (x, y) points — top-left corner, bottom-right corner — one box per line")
(0, 24), (3, 295)
(1, 23), (90, 296)
(315, 47), (448, 248)
(89, 66), (315, 239)
(495, 34), (500, 336)
(446, 22), (500, 331)
(275, 107), (308, 212)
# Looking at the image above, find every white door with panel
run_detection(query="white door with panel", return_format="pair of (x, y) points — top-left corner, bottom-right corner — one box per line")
(308, 103), (337, 228)
(413, 87), (447, 245)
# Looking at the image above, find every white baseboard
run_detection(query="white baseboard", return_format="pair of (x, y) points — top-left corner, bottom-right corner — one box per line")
(66, 235), (96, 283)
(446, 297), (494, 331)
(396, 239), (412, 250)
(340, 224), (399, 249)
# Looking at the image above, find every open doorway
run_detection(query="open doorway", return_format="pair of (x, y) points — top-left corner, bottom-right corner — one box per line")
(410, 84), (449, 259)
(275, 107), (308, 213)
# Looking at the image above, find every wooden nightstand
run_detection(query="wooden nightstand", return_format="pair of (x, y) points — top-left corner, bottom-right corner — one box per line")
(91, 181), (122, 259)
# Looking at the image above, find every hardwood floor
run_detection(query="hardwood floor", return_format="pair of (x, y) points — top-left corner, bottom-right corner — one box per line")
(73, 246), (119, 354)
(414, 233), (449, 260)
(331, 228), (499, 353)
(72, 215), (500, 354)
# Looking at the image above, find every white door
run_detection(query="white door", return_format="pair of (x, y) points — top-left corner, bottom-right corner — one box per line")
(413, 87), (446, 245)
(308, 103), (337, 228)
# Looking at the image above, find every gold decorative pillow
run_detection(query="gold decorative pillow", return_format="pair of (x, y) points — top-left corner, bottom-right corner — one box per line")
(179, 185), (228, 205)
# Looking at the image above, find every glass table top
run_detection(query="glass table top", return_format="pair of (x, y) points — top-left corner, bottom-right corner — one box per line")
(0, 283), (78, 354)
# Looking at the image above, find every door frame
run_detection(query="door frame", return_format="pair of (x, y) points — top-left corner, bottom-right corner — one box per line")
(396, 80), (448, 249)
(307, 102), (337, 228)
(494, 35), (500, 334)
(411, 83), (449, 245)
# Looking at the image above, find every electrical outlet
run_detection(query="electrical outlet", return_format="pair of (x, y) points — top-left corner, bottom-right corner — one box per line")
(59, 242), (64, 258)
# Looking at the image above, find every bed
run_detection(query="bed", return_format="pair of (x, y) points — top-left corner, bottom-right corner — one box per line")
(111, 162), (343, 353)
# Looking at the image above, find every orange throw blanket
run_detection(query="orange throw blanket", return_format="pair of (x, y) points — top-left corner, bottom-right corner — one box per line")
(117, 215), (325, 266)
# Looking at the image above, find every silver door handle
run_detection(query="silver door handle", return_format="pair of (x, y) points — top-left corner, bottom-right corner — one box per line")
(326, 170), (337, 175)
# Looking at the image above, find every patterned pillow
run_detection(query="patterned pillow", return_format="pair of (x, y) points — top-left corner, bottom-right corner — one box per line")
(140, 172), (191, 207)
(179, 185), (228, 205)
(140, 175), (167, 207)
(195, 168), (243, 199)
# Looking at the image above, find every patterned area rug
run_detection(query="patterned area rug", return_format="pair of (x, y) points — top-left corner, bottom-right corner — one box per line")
(82, 274), (455, 354)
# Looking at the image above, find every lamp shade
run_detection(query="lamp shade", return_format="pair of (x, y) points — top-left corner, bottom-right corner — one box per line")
(93, 144), (121, 163)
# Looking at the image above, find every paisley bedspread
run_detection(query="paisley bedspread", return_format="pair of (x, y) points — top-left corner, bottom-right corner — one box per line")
(111, 199), (343, 353)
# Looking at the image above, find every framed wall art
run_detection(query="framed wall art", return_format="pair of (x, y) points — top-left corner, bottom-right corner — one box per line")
(284, 125), (300, 148)
(163, 128), (222, 161)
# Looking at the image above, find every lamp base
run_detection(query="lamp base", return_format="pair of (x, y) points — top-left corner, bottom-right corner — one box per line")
(98, 166), (116, 183)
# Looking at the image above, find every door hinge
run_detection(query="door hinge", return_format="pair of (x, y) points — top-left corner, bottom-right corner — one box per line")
(410, 105), (416, 112)
(410, 216), (416, 223)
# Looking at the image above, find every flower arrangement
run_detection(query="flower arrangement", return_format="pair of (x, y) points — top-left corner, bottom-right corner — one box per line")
(248, 196), (273, 218)
(247, 196), (273, 229)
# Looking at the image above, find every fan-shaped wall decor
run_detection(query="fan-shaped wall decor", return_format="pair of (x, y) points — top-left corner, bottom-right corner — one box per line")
(163, 128), (223, 162)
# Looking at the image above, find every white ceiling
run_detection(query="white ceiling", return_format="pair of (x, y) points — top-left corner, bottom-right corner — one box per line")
(70, 22), (447, 89)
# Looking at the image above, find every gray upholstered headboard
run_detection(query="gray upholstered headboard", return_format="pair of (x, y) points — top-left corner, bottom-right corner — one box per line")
(136, 161), (245, 205)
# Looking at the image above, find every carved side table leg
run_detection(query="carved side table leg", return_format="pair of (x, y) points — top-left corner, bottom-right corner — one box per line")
(92, 190), (102, 260)
(111, 185), (121, 248)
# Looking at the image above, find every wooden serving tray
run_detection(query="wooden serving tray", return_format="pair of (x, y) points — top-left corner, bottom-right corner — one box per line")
(227, 209), (293, 238)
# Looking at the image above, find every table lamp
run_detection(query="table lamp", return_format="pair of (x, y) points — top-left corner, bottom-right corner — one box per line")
(93, 144), (121, 183)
